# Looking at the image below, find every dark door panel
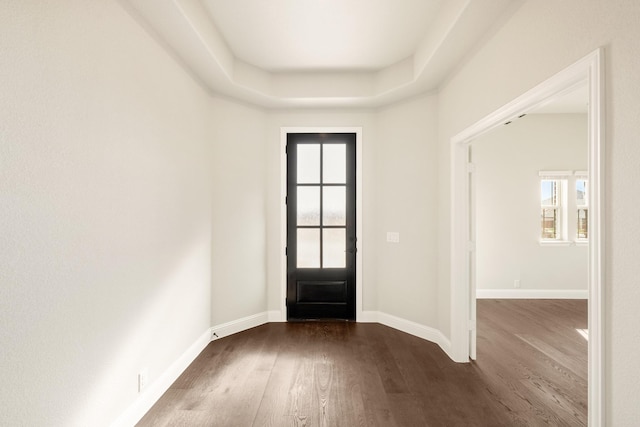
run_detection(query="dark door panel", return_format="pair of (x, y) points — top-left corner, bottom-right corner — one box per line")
(297, 281), (347, 303)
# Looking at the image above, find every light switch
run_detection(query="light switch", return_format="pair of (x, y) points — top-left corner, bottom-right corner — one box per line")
(387, 232), (400, 243)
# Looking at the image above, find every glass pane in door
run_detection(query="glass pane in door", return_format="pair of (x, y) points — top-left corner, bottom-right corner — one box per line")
(297, 186), (320, 225)
(297, 144), (320, 183)
(297, 229), (320, 268)
(323, 228), (346, 268)
(322, 186), (346, 226)
(323, 144), (346, 183)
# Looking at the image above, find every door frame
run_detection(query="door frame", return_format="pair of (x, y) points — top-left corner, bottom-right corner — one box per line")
(450, 48), (604, 425)
(279, 127), (363, 321)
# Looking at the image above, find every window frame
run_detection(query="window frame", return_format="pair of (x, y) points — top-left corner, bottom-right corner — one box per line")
(575, 171), (589, 243)
(539, 171), (571, 246)
(541, 179), (561, 239)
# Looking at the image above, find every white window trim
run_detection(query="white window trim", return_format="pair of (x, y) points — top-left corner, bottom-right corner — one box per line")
(538, 170), (573, 178)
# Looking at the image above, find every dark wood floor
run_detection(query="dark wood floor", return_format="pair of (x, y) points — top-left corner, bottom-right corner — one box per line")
(138, 299), (587, 426)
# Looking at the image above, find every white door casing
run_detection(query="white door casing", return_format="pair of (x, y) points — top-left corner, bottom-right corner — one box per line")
(450, 48), (604, 426)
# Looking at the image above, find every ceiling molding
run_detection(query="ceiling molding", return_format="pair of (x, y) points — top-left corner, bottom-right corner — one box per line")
(123, 0), (521, 108)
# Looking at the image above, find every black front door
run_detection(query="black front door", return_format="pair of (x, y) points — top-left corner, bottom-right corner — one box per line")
(286, 133), (356, 320)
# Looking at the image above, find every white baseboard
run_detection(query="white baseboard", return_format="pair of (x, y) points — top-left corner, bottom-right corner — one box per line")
(210, 311), (269, 340)
(110, 328), (211, 427)
(476, 289), (588, 299)
(375, 311), (453, 361)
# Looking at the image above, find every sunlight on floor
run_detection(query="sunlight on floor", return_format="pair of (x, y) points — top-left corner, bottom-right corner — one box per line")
(576, 328), (589, 341)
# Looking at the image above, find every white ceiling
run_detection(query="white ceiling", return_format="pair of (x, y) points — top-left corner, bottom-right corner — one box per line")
(123, 0), (523, 108)
(202, 0), (443, 72)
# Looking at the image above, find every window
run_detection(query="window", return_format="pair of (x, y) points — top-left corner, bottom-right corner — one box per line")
(539, 170), (588, 244)
(539, 171), (569, 242)
(576, 174), (588, 240)
(541, 179), (561, 239)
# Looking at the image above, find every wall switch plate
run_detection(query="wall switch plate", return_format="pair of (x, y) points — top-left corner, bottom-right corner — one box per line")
(387, 232), (400, 243)
(138, 368), (149, 392)
(514, 279), (521, 288)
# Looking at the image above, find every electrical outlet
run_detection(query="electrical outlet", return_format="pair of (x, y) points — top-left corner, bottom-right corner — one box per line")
(514, 279), (521, 289)
(387, 232), (400, 243)
(138, 368), (149, 393)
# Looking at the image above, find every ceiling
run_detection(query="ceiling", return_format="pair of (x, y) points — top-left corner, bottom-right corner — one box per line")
(123, 0), (523, 108)
(202, 0), (444, 72)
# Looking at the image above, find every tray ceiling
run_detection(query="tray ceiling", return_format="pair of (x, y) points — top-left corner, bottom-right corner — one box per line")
(202, 0), (444, 72)
(122, 0), (523, 108)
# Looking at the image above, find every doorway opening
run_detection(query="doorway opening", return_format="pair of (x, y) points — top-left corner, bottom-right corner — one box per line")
(469, 88), (590, 424)
(450, 49), (604, 425)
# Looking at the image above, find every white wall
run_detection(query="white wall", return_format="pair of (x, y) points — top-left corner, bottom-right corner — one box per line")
(0, 1), (213, 425)
(1, 3), (443, 422)
(374, 96), (439, 326)
(210, 97), (268, 326)
(5, 1), (640, 425)
(437, 0), (640, 424)
(474, 114), (588, 295)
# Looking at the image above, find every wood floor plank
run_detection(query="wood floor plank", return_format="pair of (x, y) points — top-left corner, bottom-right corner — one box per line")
(138, 300), (587, 426)
(349, 324), (401, 427)
(475, 299), (588, 427)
